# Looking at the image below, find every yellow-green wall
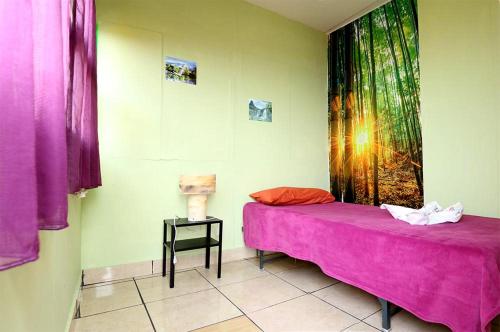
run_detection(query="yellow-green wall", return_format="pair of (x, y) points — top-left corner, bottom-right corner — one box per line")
(82, 0), (500, 270)
(81, 0), (329, 269)
(0, 196), (82, 332)
(420, 0), (500, 217)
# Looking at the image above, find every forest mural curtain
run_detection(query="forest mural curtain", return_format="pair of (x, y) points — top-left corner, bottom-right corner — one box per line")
(0, 0), (100, 271)
(328, 0), (422, 208)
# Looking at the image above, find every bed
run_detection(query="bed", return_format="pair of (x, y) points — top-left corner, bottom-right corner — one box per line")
(243, 201), (500, 332)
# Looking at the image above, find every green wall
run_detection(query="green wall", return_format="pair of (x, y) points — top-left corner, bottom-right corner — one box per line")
(0, 196), (82, 332)
(82, 0), (500, 271)
(82, 0), (329, 269)
(420, 0), (500, 217)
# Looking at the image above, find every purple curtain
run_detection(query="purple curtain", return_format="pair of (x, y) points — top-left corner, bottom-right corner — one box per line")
(0, 0), (100, 271)
(68, 0), (101, 193)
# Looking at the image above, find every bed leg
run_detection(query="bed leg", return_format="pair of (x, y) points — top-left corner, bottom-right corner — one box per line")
(258, 250), (264, 270)
(379, 298), (392, 331)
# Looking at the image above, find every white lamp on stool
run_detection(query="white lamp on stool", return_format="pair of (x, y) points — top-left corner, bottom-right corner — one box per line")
(179, 175), (216, 221)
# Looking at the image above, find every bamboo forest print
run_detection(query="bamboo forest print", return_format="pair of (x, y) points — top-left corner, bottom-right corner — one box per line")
(328, 0), (422, 208)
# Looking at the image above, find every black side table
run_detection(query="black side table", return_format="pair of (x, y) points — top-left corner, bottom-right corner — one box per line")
(162, 217), (223, 288)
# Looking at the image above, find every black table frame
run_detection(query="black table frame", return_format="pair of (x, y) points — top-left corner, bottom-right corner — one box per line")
(162, 217), (223, 288)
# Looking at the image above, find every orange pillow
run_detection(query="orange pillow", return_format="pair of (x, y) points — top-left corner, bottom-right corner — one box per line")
(250, 187), (335, 206)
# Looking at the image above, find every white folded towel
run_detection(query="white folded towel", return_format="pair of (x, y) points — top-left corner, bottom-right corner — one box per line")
(380, 201), (464, 225)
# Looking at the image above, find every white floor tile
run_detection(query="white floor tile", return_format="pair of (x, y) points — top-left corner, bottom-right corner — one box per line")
(313, 282), (380, 319)
(71, 306), (153, 332)
(276, 265), (338, 292)
(196, 260), (268, 286)
(135, 270), (212, 302)
(80, 281), (142, 317)
(146, 288), (242, 332)
(218, 274), (304, 313)
(248, 294), (358, 332)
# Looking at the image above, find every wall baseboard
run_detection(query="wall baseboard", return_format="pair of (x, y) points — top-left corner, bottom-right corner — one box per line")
(82, 246), (260, 285)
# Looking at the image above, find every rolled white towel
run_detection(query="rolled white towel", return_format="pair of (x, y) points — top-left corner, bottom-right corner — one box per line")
(380, 201), (464, 225)
(427, 202), (463, 225)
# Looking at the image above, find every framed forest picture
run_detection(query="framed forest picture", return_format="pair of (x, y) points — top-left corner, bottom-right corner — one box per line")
(328, 0), (422, 208)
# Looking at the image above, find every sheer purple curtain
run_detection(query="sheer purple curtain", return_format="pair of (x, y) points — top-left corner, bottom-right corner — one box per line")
(68, 0), (101, 193)
(33, 0), (71, 230)
(0, 0), (100, 271)
(0, 1), (39, 269)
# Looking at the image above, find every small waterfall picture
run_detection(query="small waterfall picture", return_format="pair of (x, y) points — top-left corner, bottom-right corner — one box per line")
(249, 99), (272, 122)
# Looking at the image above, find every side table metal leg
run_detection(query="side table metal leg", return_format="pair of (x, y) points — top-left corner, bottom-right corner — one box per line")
(169, 225), (175, 288)
(162, 222), (167, 277)
(217, 222), (223, 278)
(205, 224), (211, 269)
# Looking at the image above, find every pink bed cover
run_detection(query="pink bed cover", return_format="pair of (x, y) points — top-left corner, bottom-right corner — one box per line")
(243, 202), (500, 332)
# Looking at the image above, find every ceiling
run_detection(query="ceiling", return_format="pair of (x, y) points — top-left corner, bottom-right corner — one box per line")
(245, 0), (390, 33)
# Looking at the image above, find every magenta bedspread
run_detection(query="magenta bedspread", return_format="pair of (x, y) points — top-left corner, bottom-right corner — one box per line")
(243, 202), (500, 332)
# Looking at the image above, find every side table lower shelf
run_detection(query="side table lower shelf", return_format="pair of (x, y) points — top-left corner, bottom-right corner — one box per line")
(165, 238), (220, 252)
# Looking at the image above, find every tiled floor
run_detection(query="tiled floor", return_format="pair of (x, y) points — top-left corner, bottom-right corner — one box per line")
(71, 255), (500, 332)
